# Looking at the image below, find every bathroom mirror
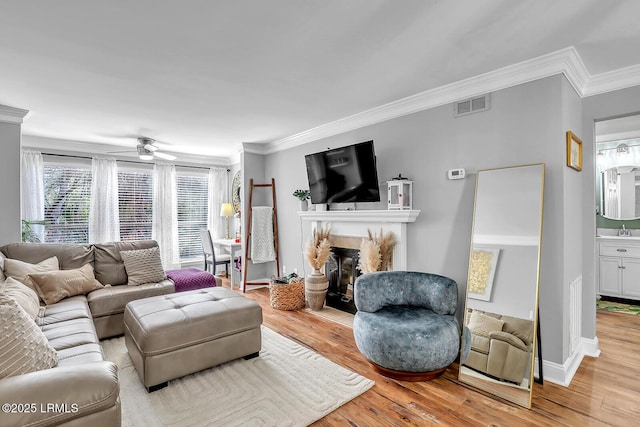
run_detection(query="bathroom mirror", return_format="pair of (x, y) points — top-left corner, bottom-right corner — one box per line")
(599, 165), (640, 220)
(459, 163), (545, 409)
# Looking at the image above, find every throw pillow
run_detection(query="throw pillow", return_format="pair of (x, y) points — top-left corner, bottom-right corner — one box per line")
(27, 264), (104, 305)
(120, 246), (167, 286)
(3, 256), (60, 292)
(1, 277), (40, 320)
(0, 292), (58, 380)
(467, 310), (504, 338)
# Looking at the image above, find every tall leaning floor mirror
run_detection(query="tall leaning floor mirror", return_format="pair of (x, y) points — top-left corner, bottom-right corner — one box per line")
(459, 163), (545, 408)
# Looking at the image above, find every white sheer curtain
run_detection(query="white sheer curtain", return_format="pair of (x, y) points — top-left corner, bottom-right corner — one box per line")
(153, 163), (180, 270)
(208, 167), (228, 239)
(21, 150), (45, 241)
(89, 157), (120, 243)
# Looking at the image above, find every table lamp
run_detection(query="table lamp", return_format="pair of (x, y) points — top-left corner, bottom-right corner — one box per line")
(220, 203), (233, 239)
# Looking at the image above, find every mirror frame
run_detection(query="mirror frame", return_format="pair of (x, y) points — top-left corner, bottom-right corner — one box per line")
(458, 163), (545, 409)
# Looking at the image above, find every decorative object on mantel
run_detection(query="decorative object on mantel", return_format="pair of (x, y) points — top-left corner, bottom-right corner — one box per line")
(387, 175), (413, 210)
(305, 226), (332, 310)
(358, 229), (397, 273)
(293, 189), (311, 211)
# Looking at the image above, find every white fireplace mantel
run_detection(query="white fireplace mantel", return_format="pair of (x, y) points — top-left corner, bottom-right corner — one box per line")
(298, 209), (420, 223)
(298, 209), (420, 271)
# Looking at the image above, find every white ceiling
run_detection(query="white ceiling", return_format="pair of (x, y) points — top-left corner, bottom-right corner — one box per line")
(2, 0), (640, 162)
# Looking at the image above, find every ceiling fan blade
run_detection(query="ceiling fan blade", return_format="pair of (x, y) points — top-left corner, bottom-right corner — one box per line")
(142, 143), (158, 152)
(154, 151), (177, 161)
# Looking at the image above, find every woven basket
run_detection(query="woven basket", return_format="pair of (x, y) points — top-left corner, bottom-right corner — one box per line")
(269, 279), (305, 311)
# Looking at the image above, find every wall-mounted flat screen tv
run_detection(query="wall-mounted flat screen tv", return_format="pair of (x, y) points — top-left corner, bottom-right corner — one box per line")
(304, 140), (381, 204)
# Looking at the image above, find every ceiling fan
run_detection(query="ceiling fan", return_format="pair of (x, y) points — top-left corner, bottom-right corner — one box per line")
(135, 137), (177, 161)
(110, 137), (177, 161)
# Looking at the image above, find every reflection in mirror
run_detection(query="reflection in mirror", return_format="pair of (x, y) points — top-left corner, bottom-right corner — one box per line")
(595, 113), (640, 219)
(600, 166), (640, 219)
(459, 164), (544, 409)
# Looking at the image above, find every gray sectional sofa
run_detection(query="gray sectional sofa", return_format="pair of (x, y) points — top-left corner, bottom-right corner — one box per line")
(0, 240), (175, 427)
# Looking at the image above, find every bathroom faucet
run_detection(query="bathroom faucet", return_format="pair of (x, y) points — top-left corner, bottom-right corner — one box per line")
(619, 224), (632, 237)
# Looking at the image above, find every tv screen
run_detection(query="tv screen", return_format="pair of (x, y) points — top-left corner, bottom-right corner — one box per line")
(305, 140), (381, 204)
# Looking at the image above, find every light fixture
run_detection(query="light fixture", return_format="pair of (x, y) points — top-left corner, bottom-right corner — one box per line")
(617, 143), (629, 154)
(137, 145), (154, 161)
(220, 203), (233, 239)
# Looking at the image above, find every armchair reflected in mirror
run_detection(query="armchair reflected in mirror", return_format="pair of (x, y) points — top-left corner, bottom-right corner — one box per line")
(459, 163), (545, 408)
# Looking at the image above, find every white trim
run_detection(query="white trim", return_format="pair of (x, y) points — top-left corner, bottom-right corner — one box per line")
(472, 234), (539, 246)
(264, 47), (594, 154)
(298, 209), (420, 223)
(537, 336), (600, 387)
(583, 63), (640, 97)
(0, 105), (29, 124)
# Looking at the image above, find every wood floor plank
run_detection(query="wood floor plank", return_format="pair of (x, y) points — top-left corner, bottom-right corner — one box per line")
(238, 287), (640, 426)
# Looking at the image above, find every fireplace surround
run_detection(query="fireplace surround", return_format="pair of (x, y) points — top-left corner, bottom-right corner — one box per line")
(300, 209), (420, 312)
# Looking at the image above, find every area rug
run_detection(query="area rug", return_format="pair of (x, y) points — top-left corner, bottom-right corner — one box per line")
(596, 299), (640, 315)
(102, 326), (374, 426)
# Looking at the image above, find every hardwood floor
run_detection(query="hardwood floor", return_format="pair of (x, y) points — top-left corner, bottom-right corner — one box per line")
(240, 287), (639, 426)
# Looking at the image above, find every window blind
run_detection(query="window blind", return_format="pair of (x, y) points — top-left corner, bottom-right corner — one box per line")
(118, 170), (153, 241)
(176, 173), (209, 259)
(43, 165), (92, 243)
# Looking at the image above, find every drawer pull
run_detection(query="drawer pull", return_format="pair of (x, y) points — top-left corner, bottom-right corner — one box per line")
(617, 248), (628, 252)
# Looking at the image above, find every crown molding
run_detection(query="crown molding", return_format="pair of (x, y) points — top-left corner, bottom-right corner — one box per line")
(583, 63), (640, 97)
(0, 105), (30, 124)
(263, 46), (640, 155)
(264, 47), (590, 154)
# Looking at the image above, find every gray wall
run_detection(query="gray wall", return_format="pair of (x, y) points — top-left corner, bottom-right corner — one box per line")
(0, 120), (22, 244)
(581, 84), (640, 341)
(265, 75), (577, 364)
(241, 147), (273, 281)
(561, 77), (584, 359)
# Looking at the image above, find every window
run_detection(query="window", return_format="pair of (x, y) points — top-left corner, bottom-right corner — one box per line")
(43, 164), (92, 243)
(176, 172), (209, 259)
(118, 169), (153, 241)
(41, 158), (211, 262)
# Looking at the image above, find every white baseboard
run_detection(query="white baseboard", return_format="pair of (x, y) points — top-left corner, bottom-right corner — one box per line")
(536, 336), (600, 386)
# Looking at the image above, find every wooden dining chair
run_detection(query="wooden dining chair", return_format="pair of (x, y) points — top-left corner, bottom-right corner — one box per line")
(199, 229), (231, 276)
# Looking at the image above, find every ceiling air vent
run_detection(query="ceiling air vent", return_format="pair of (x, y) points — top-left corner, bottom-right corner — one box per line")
(454, 94), (490, 117)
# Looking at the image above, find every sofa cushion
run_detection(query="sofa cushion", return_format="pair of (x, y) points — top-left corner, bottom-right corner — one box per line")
(28, 264), (104, 305)
(41, 317), (99, 351)
(120, 246), (167, 286)
(87, 280), (175, 317)
(35, 296), (91, 327)
(468, 310), (504, 338)
(500, 315), (534, 345)
(1, 277), (40, 320)
(0, 243), (93, 270)
(0, 292), (58, 380)
(3, 256), (59, 291)
(93, 240), (159, 286)
(56, 343), (105, 366)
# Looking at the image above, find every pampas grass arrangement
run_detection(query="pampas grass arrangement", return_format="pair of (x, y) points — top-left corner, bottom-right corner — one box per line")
(305, 226), (332, 271)
(358, 229), (397, 274)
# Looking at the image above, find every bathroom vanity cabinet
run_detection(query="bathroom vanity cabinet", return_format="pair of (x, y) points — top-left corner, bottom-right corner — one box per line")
(598, 236), (640, 301)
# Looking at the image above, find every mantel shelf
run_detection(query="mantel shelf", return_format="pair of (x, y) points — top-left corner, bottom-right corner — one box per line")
(298, 209), (420, 223)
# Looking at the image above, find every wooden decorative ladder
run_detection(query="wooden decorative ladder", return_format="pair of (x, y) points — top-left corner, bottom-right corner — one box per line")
(241, 178), (280, 292)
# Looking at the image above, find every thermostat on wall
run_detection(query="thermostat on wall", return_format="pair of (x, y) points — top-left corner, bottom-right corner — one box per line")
(448, 168), (465, 180)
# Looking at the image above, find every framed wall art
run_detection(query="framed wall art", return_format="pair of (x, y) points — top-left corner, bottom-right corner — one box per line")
(566, 131), (582, 171)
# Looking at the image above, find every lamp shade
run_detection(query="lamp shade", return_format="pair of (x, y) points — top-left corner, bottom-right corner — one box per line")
(220, 203), (233, 217)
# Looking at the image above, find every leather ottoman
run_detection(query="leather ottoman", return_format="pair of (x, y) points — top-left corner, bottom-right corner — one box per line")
(124, 288), (263, 392)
